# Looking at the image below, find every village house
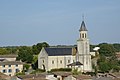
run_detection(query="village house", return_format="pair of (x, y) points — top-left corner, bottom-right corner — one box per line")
(0, 55), (23, 76)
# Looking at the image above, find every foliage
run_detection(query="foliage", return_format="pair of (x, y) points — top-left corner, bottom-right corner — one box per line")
(16, 72), (25, 76)
(98, 43), (116, 57)
(0, 48), (9, 55)
(113, 66), (120, 72)
(72, 68), (79, 75)
(90, 44), (97, 52)
(98, 61), (111, 72)
(83, 72), (95, 76)
(51, 68), (72, 72)
(97, 54), (119, 73)
(113, 43), (120, 52)
(30, 69), (45, 74)
(94, 66), (98, 76)
(32, 42), (49, 55)
(96, 43), (120, 73)
(17, 46), (33, 63)
(0, 42), (49, 55)
(23, 64), (30, 72)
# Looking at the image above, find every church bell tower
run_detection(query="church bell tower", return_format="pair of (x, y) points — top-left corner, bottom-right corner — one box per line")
(77, 19), (92, 72)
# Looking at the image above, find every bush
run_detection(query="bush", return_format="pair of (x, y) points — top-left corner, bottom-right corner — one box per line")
(30, 69), (45, 74)
(16, 72), (25, 76)
(83, 72), (95, 76)
(51, 68), (72, 72)
(23, 64), (30, 72)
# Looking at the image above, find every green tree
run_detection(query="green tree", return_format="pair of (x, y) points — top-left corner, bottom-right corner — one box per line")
(0, 48), (9, 55)
(32, 42), (49, 55)
(23, 64), (30, 72)
(99, 61), (111, 72)
(98, 43), (115, 57)
(113, 43), (120, 52)
(17, 46), (33, 63)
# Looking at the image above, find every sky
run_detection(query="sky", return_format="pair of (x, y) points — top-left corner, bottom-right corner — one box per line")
(0, 0), (120, 46)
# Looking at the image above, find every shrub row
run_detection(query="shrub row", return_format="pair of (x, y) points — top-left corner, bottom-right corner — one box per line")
(51, 68), (72, 72)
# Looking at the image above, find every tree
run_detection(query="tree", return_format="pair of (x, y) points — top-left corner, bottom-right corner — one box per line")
(0, 48), (9, 55)
(17, 46), (33, 63)
(113, 43), (120, 52)
(23, 64), (30, 72)
(99, 61), (111, 72)
(98, 43), (115, 57)
(32, 42), (49, 55)
(32, 45), (39, 55)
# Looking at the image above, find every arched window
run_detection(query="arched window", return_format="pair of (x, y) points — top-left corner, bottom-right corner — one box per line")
(80, 33), (81, 38)
(82, 34), (84, 38)
(85, 33), (86, 38)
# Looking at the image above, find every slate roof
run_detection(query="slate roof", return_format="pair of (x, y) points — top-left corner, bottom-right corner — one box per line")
(0, 61), (23, 65)
(45, 48), (72, 56)
(79, 21), (87, 31)
(17, 74), (46, 80)
(67, 61), (83, 66)
(52, 72), (72, 77)
(0, 55), (17, 58)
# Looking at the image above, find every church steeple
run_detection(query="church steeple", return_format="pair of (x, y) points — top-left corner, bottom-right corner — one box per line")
(77, 18), (92, 72)
(79, 21), (87, 31)
(79, 20), (88, 39)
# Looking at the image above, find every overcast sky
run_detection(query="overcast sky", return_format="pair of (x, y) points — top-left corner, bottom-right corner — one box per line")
(0, 0), (120, 46)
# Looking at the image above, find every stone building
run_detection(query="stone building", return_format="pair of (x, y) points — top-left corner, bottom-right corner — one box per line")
(38, 20), (92, 72)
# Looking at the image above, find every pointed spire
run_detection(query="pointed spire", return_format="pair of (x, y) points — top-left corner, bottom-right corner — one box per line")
(79, 15), (87, 31)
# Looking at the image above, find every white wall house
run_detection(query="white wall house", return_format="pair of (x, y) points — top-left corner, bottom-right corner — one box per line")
(38, 20), (92, 72)
(38, 47), (76, 71)
(0, 55), (23, 76)
(0, 61), (23, 76)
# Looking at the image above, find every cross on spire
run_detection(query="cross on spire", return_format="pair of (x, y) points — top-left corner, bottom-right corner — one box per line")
(82, 14), (84, 21)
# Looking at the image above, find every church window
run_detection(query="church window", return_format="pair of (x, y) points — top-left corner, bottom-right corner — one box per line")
(82, 34), (84, 38)
(52, 60), (54, 64)
(80, 33), (81, 38)
(68, 60), (70, 63)
(60, 60), (62, 64)
(43, 60), (44, 63)
(73, 60), (75, 62)
(85, 33), (86, 38)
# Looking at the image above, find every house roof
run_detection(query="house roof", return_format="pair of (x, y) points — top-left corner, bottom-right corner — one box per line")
(0, 55), (17, 58)
(73, 74), (92, 79)
(67, 61), (83, 66)
(17, 74), (46, 80)
(45, 48), (72, 56)
(52, 72), (72, 77)
(0, 72), (11, 79)
(0, 61), (23, 65)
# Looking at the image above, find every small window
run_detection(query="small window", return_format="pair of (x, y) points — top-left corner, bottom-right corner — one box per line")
(60, 60), (62, 64)
(16, 69), (19, 73)
(16, 64), (18, 67)
(82, 34), (84, 38)
(52, 60), (54, 64)
(68, 60), (70, 63)
(73, 60), (75, 62)
(8, 65), (11, 67)
(80, 33), (81, 38)
(2, 65), (5, 67)
(43, 60), (44, 63)
(8, 69), (12, 73)
(3, 69), (6, 73)
(85, 33), (86, 38)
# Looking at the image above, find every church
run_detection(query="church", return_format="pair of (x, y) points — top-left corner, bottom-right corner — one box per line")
(38, 20), (92, 72)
